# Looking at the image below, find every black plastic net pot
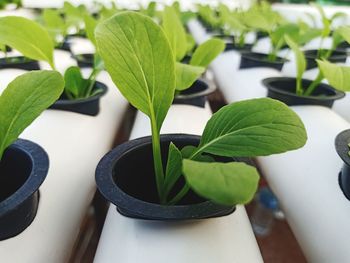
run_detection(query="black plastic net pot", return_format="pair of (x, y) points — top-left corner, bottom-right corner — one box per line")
(0, 56), (40, 70)
(96, 134), (237, 221)
(263, 77), (345, 108)
(49, 81), (107, 116)
(173, 79), (215, 108)
(0, 139), (49, 240)
(335, 130), (350, 201)
(239, 52), (287, 71)
(304, 49), (348, 70)
(73, 53), (94, 68)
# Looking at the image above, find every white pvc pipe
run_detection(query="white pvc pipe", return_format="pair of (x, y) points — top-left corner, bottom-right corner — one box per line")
(0, 69), (128, 263)
(258, 106), (350, 263)
(94, 104), (263, 263)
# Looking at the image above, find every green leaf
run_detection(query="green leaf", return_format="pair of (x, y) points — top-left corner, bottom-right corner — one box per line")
(83, 13), (98, 47)
(192, 98), (307, 158)
(0, 16), (55, 68)
(285, 35), (306, 95)
(95, 12), (175, 132)
(64, 66), (83, 98)
(176, 62), (205, 91)
(186, 34), (196, 54)
(338, 26), (350, 45)
(317, 60), (350, 92)
(0, 70), (64, 159)
(42, 9), (66, 42)
(162, 6), (187, 61)
(183, 160), (260, 205)
(163, 142), (183, 199)
(190, 38), (225, 68)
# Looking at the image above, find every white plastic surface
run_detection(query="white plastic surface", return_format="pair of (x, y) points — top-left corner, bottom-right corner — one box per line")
(40, 49), (77, 74)
(94, 105), (263, 263)
(273, 3), (350, 28)
(0, 69), (128, 263)
(258, 106), (350, 262)
(70, 37), (96, 55)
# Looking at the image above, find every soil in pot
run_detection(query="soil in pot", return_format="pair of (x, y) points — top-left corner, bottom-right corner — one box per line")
(239, 52), (287, 71)
(263, 77), (345, 108)
(73, 53), (94, 68)
(304, 49), (348, 70)
(49, 81), (107, 116)
(0, 56), (40, 70)
(173, 79), (215, 108)
(96, 134), (237, 221)
(335, 130), (350, 201)
(0, 139), (49, 240)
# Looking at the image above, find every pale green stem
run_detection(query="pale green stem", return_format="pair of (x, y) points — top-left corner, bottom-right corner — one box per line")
(150, 114), (166, 204)
(304, 72), (324, 96)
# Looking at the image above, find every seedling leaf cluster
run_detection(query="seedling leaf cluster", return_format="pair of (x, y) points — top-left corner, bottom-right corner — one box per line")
(96, 12), (307, 206)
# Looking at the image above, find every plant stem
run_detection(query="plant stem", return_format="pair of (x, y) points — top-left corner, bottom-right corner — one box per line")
(167, 184), (190, 205)
(84, 68), (98, 98)
(304, 71), (324, 96)
(296, 76), (303, 96)
(150, 113), (166, 204)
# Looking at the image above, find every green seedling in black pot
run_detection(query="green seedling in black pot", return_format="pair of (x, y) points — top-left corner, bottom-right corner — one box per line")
(95, 11), (307, 206)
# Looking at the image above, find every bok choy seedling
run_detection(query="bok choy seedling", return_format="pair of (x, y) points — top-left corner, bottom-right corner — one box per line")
(0, 16), (103, 100)
(0, 70), (64, 160)
(285, 35), (350, 96)
(162, 6), (225, 91)
(96, 11), (307, 206)
(312, 3), (347, 58)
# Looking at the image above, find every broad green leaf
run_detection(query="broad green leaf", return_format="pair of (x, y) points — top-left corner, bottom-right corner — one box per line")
(96, 12), (175, 131)
(162, 6), (187, 61)
(83, 13), (98, 47)
(338, 26), (350, 44)
(0, 16), (55, 68)
(176, 62), (205, 91)
(163, 142), (183, 198)
(285, 35), (306, 95)
(190, 38), (225, 67)
(186, 34), (196, 54)
(63, 1), (86, 27)
(64, 66), (83, 98)
(332, 29), (345, 50)
(183, 160), (260, 205)
(0, 70), (64, 159)
(42, 9), (66, 40)
(270, 23), (299, 48)
(192, 98), (307, 158)
(317, 60), (350, 92)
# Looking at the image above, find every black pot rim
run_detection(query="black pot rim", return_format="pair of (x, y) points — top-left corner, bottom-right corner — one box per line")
(335, 129), (350, 166)
(54, 81), (107, 106)
(0, 139), (49, 217)
(262, 77), (346, 101)
(175, 79), (216, 100)
(72, 53), (93, 61)
(0, 56), (36, 64)
(241, 52), (288, 65)
(304, 49), (348, 59)
(95, 134), (233, 220)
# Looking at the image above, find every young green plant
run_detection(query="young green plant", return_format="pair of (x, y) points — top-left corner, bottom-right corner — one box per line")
(286, 35), (350, 96)
(96, 11), (307, 206)
(312, 3), (347, 58)
(0, 70), (64, 160)
(162, 6), (225, 91)
(0, 16), (102, 100)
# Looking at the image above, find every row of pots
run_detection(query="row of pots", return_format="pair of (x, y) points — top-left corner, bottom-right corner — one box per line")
(207, 20), (350, 203)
